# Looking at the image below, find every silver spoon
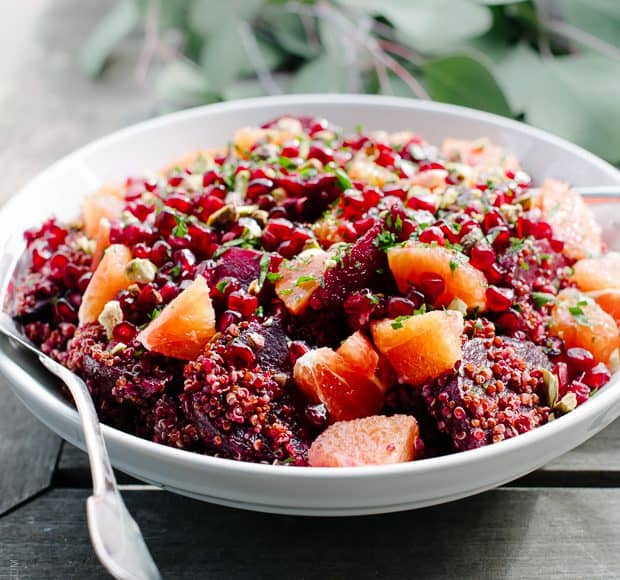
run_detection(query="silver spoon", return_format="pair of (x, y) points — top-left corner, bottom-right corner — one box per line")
(0, 312), (162, 580)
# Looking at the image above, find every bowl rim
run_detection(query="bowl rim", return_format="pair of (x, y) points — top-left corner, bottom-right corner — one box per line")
(3, 93), (620, 479)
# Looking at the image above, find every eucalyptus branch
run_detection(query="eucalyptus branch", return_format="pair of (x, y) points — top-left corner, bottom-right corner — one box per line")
(135, 0), (160, 84)
(238, 21), (283, 95)
(544, 19), (620, 62)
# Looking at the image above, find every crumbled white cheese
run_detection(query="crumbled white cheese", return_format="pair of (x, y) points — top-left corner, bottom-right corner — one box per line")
(98, 300), (123, 339)
(125, 258), (158, 284)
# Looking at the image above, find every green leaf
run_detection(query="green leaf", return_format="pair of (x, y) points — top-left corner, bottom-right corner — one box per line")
(155, 61), (214, 106)
(189, 0), (262, 36)
(80, 0), (139, 77)
(557, 0), (620, 50)
(258, 7), (320, 58)
(200, 25), (248, 91)
(422, 54), (513, 116)
(289, 54), (350, 93)
(493, 45), (620, 163)
(342, 0), (492, 52)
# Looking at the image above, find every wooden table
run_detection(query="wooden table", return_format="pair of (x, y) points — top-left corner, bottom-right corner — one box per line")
(1, 2), (620, 578)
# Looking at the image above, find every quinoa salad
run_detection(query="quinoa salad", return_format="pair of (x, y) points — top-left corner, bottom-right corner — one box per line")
(11, 116), (620, 467)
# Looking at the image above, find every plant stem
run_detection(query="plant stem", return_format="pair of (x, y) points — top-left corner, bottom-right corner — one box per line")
(544, 19), (620, 62)
(238, 21), (283, 95)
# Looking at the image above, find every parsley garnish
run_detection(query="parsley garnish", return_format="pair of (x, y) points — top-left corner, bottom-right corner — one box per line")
(519, 261), (529, 270)
(569, 305), (591, 326)
(532, 292), (555, 308)
(449, 259), (458, 272)
(169, 264), (182, 278)
(255, 305), (264, 317)
(216, 280), (229, 294)
(326, 164), (353, 190)
(172, 214), (188, 237)
(277, 156), (297, 170)
(375, 231), (397, 251)
(147, 307), (161, 320)
(257, 254), (271, 289)
(280, 288), (293, 295)
(266, 272), (283, 283)
(394, 214), (403, 233)
(295, 275), (315, 286)
(414, 304), (427, 315)
(391, 315), (411, 329)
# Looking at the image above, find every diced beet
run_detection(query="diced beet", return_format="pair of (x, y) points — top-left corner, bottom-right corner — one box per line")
(212, 247), (263, 291)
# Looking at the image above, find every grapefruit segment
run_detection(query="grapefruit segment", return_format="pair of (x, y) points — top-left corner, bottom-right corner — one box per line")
(308, 414), (419, 467)
(293, 331), (393, 422)
(275, 249), (328, 315)
(372, 310), (464, 386)
(586, 289), (620, 327)
(442, 138), (520, 171)
(137, 276), (216, 360)
(91, 218), (111, 270)
(550, 288), (619, 365)
(571, 252), (620, 292)
(536, 179), (602, 260)
(83, 185), (124, 239)
(78, 244), (132, 325)
(387, 243), (486, 310)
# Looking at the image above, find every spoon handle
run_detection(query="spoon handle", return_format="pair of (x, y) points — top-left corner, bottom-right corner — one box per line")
(38, 356), (162, 580)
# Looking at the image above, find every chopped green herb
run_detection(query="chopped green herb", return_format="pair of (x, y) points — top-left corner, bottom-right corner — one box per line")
(391, 315), (411, 330)
(169, 264), (182, 278)
(375, 231), (397, 251)
(266, 272), (283, 283)
(449, 259), (458, 272)
(280, 288), (293, 295)
(172, 214), (188, 237)
(257, 254), (271, 289)
(216, 280), (229, 294)
(532, 292), (555, 308)
(277, 156), (297, 170)
(369, 294), (381, 305)
(519, 261), (530, 270)
(255, 305), (264, 317)
(414, 304), (427, 315)
(221, 162), (236, 189)
(540, 253), (551, 262)
(394, 214), (403, 233)
(295, 275), (315, 286)
(327, 164), (353, 190)
(147, 307), (161, 320)
(569, 305), (591, 326)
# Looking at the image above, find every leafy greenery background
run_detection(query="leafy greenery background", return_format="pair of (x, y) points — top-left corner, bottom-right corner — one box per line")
(82, 0), (620, 164)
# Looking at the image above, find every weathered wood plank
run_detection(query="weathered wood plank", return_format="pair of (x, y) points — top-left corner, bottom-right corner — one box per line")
(2, 487), (620, 579)
(54, 442), (138, 487)
(0, 380), (61, 516)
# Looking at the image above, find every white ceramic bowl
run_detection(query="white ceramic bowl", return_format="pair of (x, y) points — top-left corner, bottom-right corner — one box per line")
(1, 95), (620, 516)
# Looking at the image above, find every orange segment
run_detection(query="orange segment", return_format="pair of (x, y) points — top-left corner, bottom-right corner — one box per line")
(372, 310), (464, 386)
(137, 276), (216, 360)
(78, 244), (132, 325)
(571, 252), (620, 292)
(442, 138), (520, 171)
(586, 289), (620, 327)
(83, 185), (124, 238)
(91, 218), (111, 271)
(536, 179), (602, 260)
(550, 288), (619, 365)
(275, 249), (328, 315)
(293, 331), (392, 423)
(387, 243), (487, 310)
(308, 415), (419, 467)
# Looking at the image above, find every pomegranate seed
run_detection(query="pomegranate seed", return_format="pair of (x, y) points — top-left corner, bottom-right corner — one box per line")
(167, 174), (184, 187)
(195, 194), (225, 220)
(486, 286), (514, 312)
(173, 249), (196, 274)
(224, 340), (256, 367)
(482, 210), (504, 232)
(63, 263), (83, 289)
(159, 281), (180, 303)
(132, 242), (150, 259)
(144, 179), (158, 192)
(188, 222), (215, 255)
(217, 309), (243, 332)
(127, 201), (153, 221)
(565, 347), (596, 372)
(289, 340), (311, 365)
(265, 218), (294, 240)
(112, 321), (137, 343)
(304, 403), (329, 429)
(418, 161), (445, 172)
(202, 170), (220, 187)
(137, 283), (162, 311)
(485, 263), (505, 285)
(405, 289), (425, 310)
(308, 144), (334, 164)
(382, 184), (407, 200)
(470, 244), (496, 270)
(569, 380), (590, 405)
(354, 217), (375, 235)
(54, 298), (76, 322)
(386, 297), (416, 318)
(246, 178), (274, 201)
(78, 272), (92, 293)
(280, 142), (299, 158)
(418, 272), (445, 302)
(583, 363), (611, 389)
(554, 361), (569, 396)
(165, 193), (192, 214)
(407, 194), (437, 213)
(419, 226), (445, 245)
(278, 238), (305, 258)
(276, 176), (305, 197)
(550, 238), (564, 252)
(150, 240), (171, 265)
(49, 253), (69, 278)
(487, 225), (511, 251)
(31, 247), (51, 271)
(495, 309), (522, 333)
(227, 291), (259, 317)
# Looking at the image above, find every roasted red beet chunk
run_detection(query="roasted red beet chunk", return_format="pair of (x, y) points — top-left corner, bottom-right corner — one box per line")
(182, 328), (308, 464)
(422, 336), (552, 450)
